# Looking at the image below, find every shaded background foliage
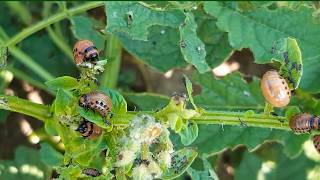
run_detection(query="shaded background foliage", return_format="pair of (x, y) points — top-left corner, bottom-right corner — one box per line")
(0, 1), (320, 180)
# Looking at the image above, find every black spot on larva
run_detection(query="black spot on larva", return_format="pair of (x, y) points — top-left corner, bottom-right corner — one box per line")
(285, 87), (288, 90)
(287, 92), (290, 95)
(282, 81), (285, 84)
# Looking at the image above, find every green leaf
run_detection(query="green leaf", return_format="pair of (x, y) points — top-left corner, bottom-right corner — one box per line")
(70, 16), (105, 49)
(204, 2), (320, 92)
(100, 88), (127, 114)
(123, 92), (170, 111)
(179, 121), (199, 146)
(0, 47), (7, 70)
(78, 107), (110, 129)
(0, 146), (50, 180)
(45, 76), (79, 91)
(193, 72), (264, 108)
(162, 148), (198, 179)
(54, 89), (75, 117)
(272, 37), (302, 89)
(234, 152), (262, 180)
(194, 10), (233, 68)
(117, 25), (187, 72)
(179, 13), (210, 73)
(105, 1), (185, 41)
(187, 155), (218, 180)
(40, 143), (64, 167)
(184, 75), (196, 109)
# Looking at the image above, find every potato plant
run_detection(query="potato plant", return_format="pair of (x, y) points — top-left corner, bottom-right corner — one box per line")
(0, 1), (320, 180)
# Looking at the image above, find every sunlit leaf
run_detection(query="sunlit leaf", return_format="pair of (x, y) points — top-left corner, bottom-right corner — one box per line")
(204, 2), (320, 92)
(179, 13), (210, 73)
(105, 1), (184, 41)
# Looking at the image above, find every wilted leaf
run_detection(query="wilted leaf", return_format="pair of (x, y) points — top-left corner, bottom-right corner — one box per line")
(45, 76), (79, 91)
(184, 75), (196, 109)
(105, 1), (184, 41)
(162, 148), (198, 179)
(204, 2), (320, 92)
(179, 13), (210, 73)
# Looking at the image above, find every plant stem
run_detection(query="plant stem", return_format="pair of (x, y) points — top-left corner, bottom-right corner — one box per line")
(0, 95), (51, 121)
(0, 95), (290, 131)
(100, 34), (122, 88)
(3, 1), (104, 47)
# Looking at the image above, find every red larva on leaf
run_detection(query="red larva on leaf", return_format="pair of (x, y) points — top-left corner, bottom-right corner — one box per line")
(260, 70), (291, 107)
(289, 113), (320, 133)
(73, 40), (99, 65)
(313, 135), (320, 153)
(76, 120), (102, 139)
(79, 91), (113, 118)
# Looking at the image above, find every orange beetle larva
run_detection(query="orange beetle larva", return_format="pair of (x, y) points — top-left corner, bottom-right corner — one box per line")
(260, 70), (291, 107)
(73, 40), (99, 65)
(289, 113), (319, 133)
(79, 91), (113, 118)
(313, 135), (320, 153)
(76, 120), (102, 139)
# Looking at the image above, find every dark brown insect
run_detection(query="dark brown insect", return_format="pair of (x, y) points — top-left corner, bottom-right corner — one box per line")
(79, 91), (113, 118)
(73, 40), (99, 65)
(82, 168), (101, 177)
(313, 135), (320, 153)
(289, 113), (320, 133)
(76, 120), (102, 139)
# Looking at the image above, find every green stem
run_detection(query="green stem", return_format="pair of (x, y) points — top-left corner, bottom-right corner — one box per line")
(0, 29), (55, 81)
(0, 95), (51, 121)
(0, 95), (289, 131)
(100, 35), (122, 88)
(3, 1), (104, 47)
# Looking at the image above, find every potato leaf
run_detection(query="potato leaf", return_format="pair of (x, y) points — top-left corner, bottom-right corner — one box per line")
(105, 1), (184, 41)
(179, 120), (199, 146)
(40, 143), (64, 167)
(179, 13), (210, 73)
(162, 148), (198, 179)
(70, 16), (105, 49)
(204, 2), (320, 92)
(45, 76), (79, 91)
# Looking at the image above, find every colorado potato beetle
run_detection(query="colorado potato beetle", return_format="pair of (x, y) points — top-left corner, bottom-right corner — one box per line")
(73, 40), (99, 65)
(289, 113), (319, 133)
(313, 135), (320, 153)
(82, 168), (101, 177)
(76, 120), (102, 139)
(260, 70), (291, 107)
(79, 91), (113, 118)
